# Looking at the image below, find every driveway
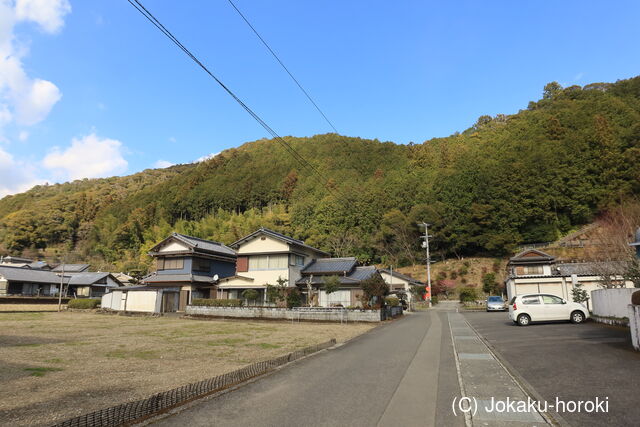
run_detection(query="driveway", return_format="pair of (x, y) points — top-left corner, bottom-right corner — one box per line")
(464, 312), (640, 427)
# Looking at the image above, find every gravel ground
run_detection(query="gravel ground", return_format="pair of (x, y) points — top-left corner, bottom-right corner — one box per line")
(0, 311), (374, 426)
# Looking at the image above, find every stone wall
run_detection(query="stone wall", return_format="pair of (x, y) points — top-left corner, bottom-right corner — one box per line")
(185, 305), (382, 322)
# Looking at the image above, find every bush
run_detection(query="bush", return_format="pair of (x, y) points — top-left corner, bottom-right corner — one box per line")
(385, 296), (399, 307)
(458, 287), (478, 303)
(286, 289), (302, 308)
(192, 298), (243, 307)
(241, 289), (259, 304)
(68, 298), (100, 309)
(431, 295), (439, 305)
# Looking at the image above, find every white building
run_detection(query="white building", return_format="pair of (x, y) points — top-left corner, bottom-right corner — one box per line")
(379, 269), (425, 302)
(505, 249), (634, 305)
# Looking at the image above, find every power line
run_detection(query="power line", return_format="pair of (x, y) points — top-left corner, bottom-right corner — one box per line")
(125, 0), (347, 199)
(226, 0), (339, 134)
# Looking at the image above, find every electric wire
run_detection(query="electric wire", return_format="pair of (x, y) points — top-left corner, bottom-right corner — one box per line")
(126, 0), (348, 200)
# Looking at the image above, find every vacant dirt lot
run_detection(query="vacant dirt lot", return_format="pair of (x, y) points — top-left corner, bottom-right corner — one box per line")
(0, 311), (375, 426)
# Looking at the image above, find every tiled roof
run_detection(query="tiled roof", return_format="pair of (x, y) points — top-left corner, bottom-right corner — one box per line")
(0, 265), (66, 285)
(296, 265), (378, 286)
(142, 272), (218, 284)
(556, 262), (625, 276)
(52, 264), (90, 273)
(301, 257), (357, 274)
(68, 272), (119, 287)
(172, 233), (237, 257)
(509, 249), (556, 264)
(230, 228), (329, 256)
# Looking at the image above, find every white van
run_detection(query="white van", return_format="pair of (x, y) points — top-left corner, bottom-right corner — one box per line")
(508, 294), (589, 326)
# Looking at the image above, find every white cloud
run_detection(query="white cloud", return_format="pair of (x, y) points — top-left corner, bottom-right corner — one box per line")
(43, 133), (128, 181)
(195, 152), (220, 163)
(18, 130), (28, 141)
(154, 160), (173, 169)
(0, 145), (43, 197)
(0, 0), (69, 138)
(15, 0), (71, 34)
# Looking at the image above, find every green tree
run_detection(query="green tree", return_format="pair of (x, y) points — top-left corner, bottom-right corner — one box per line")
(322, 275), (341, 307)
(482, 273), (498, 295)
(241, 289), (259, 306)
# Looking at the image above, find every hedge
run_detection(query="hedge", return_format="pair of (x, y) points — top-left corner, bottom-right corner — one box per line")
(385, 296), (400, 307)
(191, 298), (243, 307)
(68, 299), (100, 309)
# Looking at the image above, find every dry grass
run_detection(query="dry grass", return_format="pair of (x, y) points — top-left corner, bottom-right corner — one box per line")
(0, 304), (66, 312)
(0, 311), (374, 426)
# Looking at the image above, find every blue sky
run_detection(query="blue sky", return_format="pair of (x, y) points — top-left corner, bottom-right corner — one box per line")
(1, 0), (640, 197)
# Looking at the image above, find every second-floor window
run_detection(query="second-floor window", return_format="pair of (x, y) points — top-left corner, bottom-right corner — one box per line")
(249, 255), (288, 270)
(193, 258), (210, 272)
(523, 266), (543, 275)
(157, 257), (184, 271)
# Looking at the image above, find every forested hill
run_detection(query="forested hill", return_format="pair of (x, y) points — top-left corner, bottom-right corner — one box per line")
(1, 76), (640, 272)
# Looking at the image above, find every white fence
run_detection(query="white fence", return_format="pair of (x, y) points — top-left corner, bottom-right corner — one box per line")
(591, 288), (637, 325)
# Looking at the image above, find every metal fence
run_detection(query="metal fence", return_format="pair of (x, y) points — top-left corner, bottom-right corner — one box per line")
(52, 339), (337, 427)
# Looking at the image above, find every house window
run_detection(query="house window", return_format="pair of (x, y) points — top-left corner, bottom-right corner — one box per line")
(292, 255), (305, 266)
(158, 257), (184, 270)
(193, 258), (210, 272)
(248, 255), (288, 270)
(523, 266), (543, 275)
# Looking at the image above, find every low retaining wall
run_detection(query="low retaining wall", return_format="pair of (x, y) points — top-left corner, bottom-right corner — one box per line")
(186, 305), (382, 322)
(591, 288), (636, 326)
(53, 339), (336, 427)
(630, 305), (640, 351)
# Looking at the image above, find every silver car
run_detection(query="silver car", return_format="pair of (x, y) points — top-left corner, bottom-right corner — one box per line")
(486, 296), (506, 311)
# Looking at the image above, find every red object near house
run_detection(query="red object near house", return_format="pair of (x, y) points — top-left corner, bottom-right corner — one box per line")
(424, 286), (431, 300)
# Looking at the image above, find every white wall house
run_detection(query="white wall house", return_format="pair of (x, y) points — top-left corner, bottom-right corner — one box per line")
(217, 228), (329, 304)
(505, 249), (634, 306)
(379, 269), (425, 302)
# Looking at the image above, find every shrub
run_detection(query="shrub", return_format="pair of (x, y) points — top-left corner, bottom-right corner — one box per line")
(192, 298), (243, 307)
(459, 287), (478, 303)
(632, 290), (640, 305)
(286, 289), (302, 308)
(385, 296), (399, 307)
(431, 295), (439, 305)
(68, 298), (100, 309)
(241, 289), (259, 305)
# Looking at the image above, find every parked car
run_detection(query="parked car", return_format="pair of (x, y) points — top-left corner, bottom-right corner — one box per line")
(508, 294), (589, 326)
(486, 296), (506, 311)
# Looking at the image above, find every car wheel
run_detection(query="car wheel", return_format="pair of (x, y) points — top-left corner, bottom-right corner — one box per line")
(517, 314), (531, 326)
(570, 311), (585, 324)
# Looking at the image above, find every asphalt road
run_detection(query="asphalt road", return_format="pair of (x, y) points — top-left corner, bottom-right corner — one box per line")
(464, 311), (640, 427)
(152, 308), (465, 427)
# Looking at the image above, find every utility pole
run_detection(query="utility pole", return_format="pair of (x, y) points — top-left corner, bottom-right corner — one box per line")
(57, 261), (65, 312)
(418, 222), (432, 308)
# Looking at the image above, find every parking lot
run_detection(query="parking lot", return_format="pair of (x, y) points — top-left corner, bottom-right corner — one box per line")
(464, 311), (640, 427)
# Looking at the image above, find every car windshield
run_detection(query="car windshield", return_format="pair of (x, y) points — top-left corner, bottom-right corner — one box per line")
(488, 297), (503, 302)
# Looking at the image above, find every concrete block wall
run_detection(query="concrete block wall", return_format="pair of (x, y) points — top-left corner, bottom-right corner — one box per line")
(630, 305), (640, 351)
(591, 288), (637, 322)
(185, 305), (382, 322)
